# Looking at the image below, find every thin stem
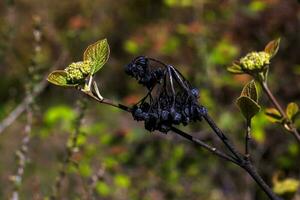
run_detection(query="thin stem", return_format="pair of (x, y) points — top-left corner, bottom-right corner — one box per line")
(88, 167), (105, 200)
(10, 106), (32, 200)
(203, 113), (243, 162)
(203, 113), (282, 200)
(51, 100), (87, 200)
(245, 119), (251, 158)
(170, 127), (239, 165)
(261, 81), (300, 143)
(84, 90), (237, 165)
(10, 16), (42, 200)
(167, 67), (176, 107)
(147, 57), (168, 68)
(82, 90), (131, 112)
(261, 82), (286, 117)
(243, 163), (283, 200)
(0, 52), (68, 135)
(82, 90), (282, 200)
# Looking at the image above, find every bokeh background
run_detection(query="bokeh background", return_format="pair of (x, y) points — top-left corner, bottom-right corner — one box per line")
(0, 0), (300, 199)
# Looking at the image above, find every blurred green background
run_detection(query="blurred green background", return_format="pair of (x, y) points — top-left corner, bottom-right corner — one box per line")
(0, 0), (299, 199)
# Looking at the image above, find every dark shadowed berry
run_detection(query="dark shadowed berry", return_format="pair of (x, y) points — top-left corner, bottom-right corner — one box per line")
(191, 88), (199, 98)
(172, 112), (182, 125)
(161, 110), (170, 121)
(126, 56), (206, 133)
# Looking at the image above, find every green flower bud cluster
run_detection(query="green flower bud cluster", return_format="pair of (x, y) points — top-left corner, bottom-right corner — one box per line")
(65, 61), (91, 83)
(240, 51), (270, 71)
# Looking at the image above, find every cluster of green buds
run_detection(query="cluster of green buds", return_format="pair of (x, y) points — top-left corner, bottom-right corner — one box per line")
(47, 38), (109, 88)
(65, 60), (91, 84)
(240, 51), (270, 71)
(227, 38), (280, 82)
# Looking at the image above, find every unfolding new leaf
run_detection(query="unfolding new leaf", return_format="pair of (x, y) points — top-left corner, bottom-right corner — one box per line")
(264, 38), (280, 58)
(227, 62), (244, 74)
(83, 38), (110, 75)
(47, 70), (78, 87)
(265, 108), (283, 123)
(236, 96), (261, 121)
(286, 102), (299, 122)
(241, 80), (258, 102)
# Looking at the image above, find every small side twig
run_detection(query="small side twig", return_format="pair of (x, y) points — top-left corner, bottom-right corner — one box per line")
(203, 113), (282, 200)
(0, 52), (68, 135)
(50, 99), (87, 200)
(81, 89), (282, 200)
(261, 81), (300, 144)
(245, 119), (251, 159)
(170, 127), (239, 165)
(10, 106), (32, 200)
(9, 16), (42, 200)
(87, 166), (106, 200)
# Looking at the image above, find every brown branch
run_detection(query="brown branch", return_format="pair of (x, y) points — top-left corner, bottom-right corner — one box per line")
(50, 99), (87, 200)
(0, 52), (68, 135)
(81, 89), (282, 200)
(261, 81), (300, 144)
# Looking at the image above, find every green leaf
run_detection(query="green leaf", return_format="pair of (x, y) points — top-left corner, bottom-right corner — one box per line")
(236, 96), (261, 121)
(47, 70), (78, 87)
(83, 38), (110, 75)
(78, 162), (92, 177)
(241, 80), (258, 102)
(124, 40), (140, 54)
(273, 178), (300, 195)
(265, 108), (283, 123)
(227, 62), (244, 74)
(96, 182), (111, 197)
(264, 38), (280, 58)
(286, 102), (299, 122)
(114, 174), (131, 188)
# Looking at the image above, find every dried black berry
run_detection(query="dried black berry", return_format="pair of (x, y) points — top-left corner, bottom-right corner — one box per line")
(191, 88), (199, 98)
(126, 56), (206, 133)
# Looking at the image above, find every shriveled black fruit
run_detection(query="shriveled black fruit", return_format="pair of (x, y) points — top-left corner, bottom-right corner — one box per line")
(172, 112), (182, 125)
(133, 108), (144, 121)
(161, 110), (170, 121)
(159, 124), (171, 133)
(191, 88), (199, 98)
(126, 56), (207, 134)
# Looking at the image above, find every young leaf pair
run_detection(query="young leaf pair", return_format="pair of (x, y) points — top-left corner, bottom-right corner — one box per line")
(236, 80), (260, 122)
(227, 38), (280, 81)
(266, 103), (299, 125)
(47, 39), (109, 87)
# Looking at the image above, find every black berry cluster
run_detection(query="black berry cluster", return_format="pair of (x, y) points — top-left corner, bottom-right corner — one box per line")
(125, 56), (207, 133)
(125, 56), (165, 89)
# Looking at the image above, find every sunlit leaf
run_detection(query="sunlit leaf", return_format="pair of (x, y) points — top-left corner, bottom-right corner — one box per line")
(161, 36), (180, 55)
(210, 40), (239, 65)
(249, 0), (267, 12)
(236, 96), (261, 121)
(264, 38), (280, 58)
(286, 102), (299, 122)
(44, 105), (76, 130)
(114, 174), (131, 188)
(273, 178), (299, 196)
(96, 182), (111, 197)
(83, 38), (110, 75)
(241, 80), (258, 102)
(265, 108), (283, 123)
(252, 112), (268, 143)
(164, 0), (193, 7)
(78, 162), (92, 177)
(124, 40), (140, 54)
(47, 70), (78, 87)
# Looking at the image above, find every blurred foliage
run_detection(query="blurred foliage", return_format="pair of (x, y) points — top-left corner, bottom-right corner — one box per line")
(0, 0), (300, 199)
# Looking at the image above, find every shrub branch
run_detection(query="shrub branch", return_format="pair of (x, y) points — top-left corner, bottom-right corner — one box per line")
(81, 86), (283, 200)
